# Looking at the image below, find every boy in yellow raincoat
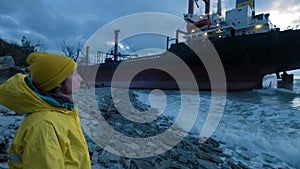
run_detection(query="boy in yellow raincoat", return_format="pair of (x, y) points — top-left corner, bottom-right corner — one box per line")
(0, 52), (91, 169)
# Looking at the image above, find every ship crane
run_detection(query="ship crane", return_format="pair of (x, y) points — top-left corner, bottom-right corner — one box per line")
(186, 0), (213, 33)
(188, 0), (210, 15)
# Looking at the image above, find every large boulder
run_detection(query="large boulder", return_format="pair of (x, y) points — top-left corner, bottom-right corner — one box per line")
(0, 56), (15, 67)
(0, 39), (33, 66)
(0, 55), (22, 84)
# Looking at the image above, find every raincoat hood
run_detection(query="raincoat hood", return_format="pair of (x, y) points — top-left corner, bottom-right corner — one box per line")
(0, 73), (69, 114)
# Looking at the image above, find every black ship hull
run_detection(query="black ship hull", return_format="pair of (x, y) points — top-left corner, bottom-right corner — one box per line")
(79, 30), (300, 91)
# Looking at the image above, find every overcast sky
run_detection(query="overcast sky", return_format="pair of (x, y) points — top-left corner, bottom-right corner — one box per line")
(1, 0), (299, 55)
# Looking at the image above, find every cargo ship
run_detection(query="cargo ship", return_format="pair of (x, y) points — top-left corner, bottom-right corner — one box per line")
(79, 0), (300, 91)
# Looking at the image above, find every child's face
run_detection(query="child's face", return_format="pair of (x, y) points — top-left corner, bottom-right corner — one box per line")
(63, 69), (83, 94)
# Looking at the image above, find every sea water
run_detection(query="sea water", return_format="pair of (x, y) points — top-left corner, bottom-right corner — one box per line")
(132, 79), (300, 168)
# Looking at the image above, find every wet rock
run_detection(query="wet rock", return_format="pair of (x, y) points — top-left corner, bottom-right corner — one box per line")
(133, 159), (154, 169)
(196, 151), (223, 164)
(0, 137), (9, 163)
(197, 159), (219, 169)
(237, 161), (251, 169)
(221, 162), (232, 169)
(0, 162), (9, 169)
(0, 137), (9, 154)
(0, 154), (9, 163)
(98, 151), (121, 164)
(227, 160), (240, 169)
(91, 151), (99, 165)
(0, 116), (16, 129)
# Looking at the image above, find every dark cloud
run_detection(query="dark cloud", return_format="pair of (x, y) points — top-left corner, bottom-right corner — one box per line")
(0, 0), (188, 52)
(1, 0), (299, 53)
(260, 0), (300, 13)
(292, 18), (300, 25)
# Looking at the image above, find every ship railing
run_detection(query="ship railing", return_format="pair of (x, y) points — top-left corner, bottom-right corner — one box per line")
(286, 25), (300, 30)
(183, 25), (236, 41)
(233, 20), (269, 32)
(124, 55), (160, 63)
(228, 18), (268, 30)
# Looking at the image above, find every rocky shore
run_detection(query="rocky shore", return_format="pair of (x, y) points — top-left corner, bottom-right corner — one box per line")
(0, 87), (248, 169)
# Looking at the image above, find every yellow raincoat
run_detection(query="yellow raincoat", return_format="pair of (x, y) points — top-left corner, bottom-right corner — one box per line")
(0, 73), (91, 169)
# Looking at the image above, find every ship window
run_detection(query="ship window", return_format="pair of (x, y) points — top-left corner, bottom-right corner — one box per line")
(254, 14), (264, 20)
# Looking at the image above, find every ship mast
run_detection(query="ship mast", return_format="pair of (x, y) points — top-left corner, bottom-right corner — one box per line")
(113, 29), (120, 62)
(203, 0), (210, 14)
(217, 0), (222, 16)
(188, 0), (194, 14)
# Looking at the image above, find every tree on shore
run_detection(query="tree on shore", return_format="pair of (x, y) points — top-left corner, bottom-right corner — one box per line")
(61, 40), (82, 61)
(21, 36), (46, 51)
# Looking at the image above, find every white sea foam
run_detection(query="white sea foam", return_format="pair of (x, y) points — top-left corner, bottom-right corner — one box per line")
(133, 86), (300, 168)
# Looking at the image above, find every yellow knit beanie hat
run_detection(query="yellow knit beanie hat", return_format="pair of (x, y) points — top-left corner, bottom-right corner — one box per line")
(26, 52), (77, 92)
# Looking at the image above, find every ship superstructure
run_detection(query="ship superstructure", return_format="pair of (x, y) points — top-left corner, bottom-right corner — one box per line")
(183, 0), (274, 41)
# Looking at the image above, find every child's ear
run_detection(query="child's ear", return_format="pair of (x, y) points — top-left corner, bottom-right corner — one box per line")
(55, 83), (64, 90)
(59, 79), (67, 87)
